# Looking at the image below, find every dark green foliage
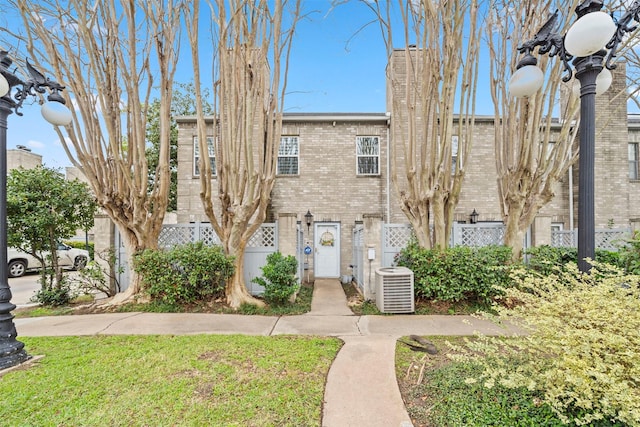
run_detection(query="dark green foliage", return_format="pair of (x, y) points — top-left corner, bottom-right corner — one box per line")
(146, 82), (213, 211)
(618, 231), (640, 274)
(396, 242), (513, 304)
(419, 361), (569, 426)
(252, 252), (299, 305)
(8, 166), (97, 293)
(524, 245), (623, 275)
(134, 242), (234, 305)
(32, 277), (73, 306)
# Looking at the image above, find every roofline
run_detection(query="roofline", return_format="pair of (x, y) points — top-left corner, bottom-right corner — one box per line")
(175, 113), (640, 127)
(176, 112), (391, 124)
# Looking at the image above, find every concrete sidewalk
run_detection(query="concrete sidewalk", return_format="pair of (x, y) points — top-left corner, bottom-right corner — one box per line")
(12, 279), (515, 427)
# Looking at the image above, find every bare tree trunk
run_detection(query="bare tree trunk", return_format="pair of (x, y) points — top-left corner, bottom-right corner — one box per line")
(3, 0), (182, 302)
(185, 0), (300, 308)
(371, 0), (481, 250)
(486, 0), (582, 261)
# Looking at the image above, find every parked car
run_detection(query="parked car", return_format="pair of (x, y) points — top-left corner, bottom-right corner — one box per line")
(7, 244), (89, 278)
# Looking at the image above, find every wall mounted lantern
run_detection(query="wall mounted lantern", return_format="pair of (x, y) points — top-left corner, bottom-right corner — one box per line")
(304, 210), (313, 233)
(469, 209), (479, 224)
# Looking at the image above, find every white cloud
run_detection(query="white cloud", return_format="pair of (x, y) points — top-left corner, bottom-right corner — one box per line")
(27, 139), (45, 149)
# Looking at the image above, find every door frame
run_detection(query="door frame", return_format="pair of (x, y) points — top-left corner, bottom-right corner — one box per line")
(313, 222), (341, 278)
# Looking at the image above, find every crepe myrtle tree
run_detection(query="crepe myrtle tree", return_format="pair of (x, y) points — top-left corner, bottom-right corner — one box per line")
(3, 0), (183, 303)
(7, 166), (97, 291)
(185, 0), (301, 308)
(365, 0), (483, 249)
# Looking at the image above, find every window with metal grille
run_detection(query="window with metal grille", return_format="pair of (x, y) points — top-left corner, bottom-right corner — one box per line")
(630, 142), (639, 180)
(278, 136), (299, 175)
(193, 137), (216, 176)
(356, 136), (379, 175)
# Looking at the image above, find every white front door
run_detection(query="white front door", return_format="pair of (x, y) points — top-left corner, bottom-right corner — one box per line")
(314, 222), (340, 278)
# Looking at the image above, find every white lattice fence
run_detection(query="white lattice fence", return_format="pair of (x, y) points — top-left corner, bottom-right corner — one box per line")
(552, 228), (631, 251)
(117, 222), (277, 294)
(452, 223), (505, 247)
(383, 224), (413, 267)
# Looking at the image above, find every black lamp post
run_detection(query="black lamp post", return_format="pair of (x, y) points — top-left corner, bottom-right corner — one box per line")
(0, 51), (72, 370)
(304, 210), (313, 233)
(509, 0), (640, 273)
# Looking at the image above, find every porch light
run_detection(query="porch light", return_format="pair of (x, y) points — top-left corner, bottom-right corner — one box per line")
(469, 209), (479, 224)
(305, 210), (313, 233)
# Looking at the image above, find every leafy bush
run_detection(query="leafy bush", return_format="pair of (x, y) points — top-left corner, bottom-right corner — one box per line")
(134, 242), (234, 305)
(252, 252), (299, 305)
(32, 277), (75, 306)
(395, 242), (513, 304)
(72, 249), (122, 297)
(524, 245), (623, 275)
(619, 231), (640, 274)
(454, 263), (640, 426)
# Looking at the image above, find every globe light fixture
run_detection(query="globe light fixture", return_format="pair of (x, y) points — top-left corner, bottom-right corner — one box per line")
(571, 67), (613, 97)
(508, 0), (640, 273)
(508, 64), (545, 97)
(564, 11), (617, 58)
(0, 50), (72, 370)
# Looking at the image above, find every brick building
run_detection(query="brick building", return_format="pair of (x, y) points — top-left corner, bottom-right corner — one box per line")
(175, 51), (640, 280)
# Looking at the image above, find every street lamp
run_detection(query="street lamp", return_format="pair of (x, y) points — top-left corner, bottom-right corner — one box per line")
(0, 51), (72, 370)
(508, 0), (640, 273)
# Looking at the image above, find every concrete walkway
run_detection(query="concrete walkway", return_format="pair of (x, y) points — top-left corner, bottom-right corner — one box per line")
(12, 279), (515, 427)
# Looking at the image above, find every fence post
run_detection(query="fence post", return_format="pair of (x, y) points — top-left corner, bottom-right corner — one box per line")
(531, 216), (552, 248)
(362, 214), (383, 300)
(277, 213), (298, 258)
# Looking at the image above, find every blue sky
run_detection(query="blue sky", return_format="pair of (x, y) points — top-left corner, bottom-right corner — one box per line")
(6, 2), (395, 169)
(4, 1), (630, 169)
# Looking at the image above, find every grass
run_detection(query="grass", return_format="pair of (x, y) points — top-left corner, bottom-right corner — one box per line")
(395, 336), (619, 427)
(14, 283), (315, 318)
(1, 335), (341, 426)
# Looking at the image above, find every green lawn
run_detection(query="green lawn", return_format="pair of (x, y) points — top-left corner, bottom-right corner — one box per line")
(1, 335), (341, 426)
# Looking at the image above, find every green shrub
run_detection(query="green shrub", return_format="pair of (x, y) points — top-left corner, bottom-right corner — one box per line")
(524, 245), (623, 275)
(454, 263), (640, 426)
(619, 231), (640, 274)
(64, 240), (95, 259)
(395, 242), (513, 304)
(252, 252), (299, 305)
(32, 277), (74, 306)
(133, 242), (234, 305)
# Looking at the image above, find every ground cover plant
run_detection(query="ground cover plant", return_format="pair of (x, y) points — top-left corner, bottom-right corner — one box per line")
(0, 335), (341, 426)
(451, 263), (640, 426)
(396, 336), (566, 426)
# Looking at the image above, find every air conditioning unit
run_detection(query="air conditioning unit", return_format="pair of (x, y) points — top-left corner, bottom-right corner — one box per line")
(375, 267), (414, 314)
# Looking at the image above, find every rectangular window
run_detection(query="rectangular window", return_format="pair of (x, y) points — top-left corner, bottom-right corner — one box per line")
(356, 136), (380, 175)
(193, 136), (216, 176)
(630, 142), (639, 180)
(277, 136), (299, 175)
(452, 135), (459, 174)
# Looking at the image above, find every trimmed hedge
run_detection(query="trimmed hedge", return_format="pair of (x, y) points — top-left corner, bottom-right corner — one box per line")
(395, 242), (514, 304)
(524, 245), (623, 275)
(133, 242), (234, 305)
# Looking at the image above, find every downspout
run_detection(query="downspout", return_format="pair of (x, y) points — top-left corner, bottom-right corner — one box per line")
(386, 112), (391, 223)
